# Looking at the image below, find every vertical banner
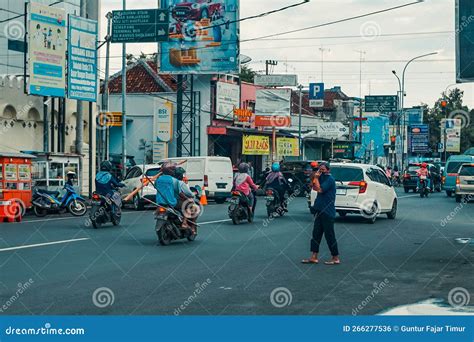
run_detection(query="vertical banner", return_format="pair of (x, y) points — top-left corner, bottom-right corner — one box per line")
(160, 0), (240, 74)
(441, 119), (462, 152)
(156, 101), (174, 142)
(277, 138), (299, 157)
(28, 3), (66, 97)
(67, 15), (98, 102)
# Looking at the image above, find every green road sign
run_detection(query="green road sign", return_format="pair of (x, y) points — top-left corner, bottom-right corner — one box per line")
(364, 95), (398, 113)
(111, 9), (169, 43)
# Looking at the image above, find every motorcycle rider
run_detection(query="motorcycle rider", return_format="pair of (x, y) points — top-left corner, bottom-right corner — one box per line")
(95, 161), (125, 215)
(264, 162), (290, 211)
(155, 163), (195, 229)
(233, 163), (258, 214)
(416, 163), (431, 192)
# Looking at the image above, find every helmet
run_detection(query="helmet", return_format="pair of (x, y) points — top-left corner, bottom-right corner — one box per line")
(238, 163), (249, 173)
(66, 171), (76, 178)
(310, 161), (319, 170)
(100, 160), (113, 172)
(421, 162), (428, 168)
(175, 167), (186, 180)
(161, 162), (177, 176)
(271, 162), (280, 172)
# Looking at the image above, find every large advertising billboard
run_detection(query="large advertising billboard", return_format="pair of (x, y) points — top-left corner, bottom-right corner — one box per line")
(255, 88), (291, 127)
(160, 0), (239, 74)
(456, 0), (474, 82)
(216, 82), (240, 120)
(408, 124), (430, 154)
(28, 3), (66, 97)
(67, 15), (98, 102)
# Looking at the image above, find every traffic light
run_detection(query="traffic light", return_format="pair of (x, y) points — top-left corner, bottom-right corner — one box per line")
(390, 136), (396, 150)
(440, 100), (448, 117)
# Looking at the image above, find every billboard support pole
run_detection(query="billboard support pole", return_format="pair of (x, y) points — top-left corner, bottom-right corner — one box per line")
(176, 75), (183, 158)
(76, 0), (86, 193)
(121, 0), (127, 178)
(298, 84), (303, 157)
(101, 12), (112, 166)
(43, 97), (49, 152)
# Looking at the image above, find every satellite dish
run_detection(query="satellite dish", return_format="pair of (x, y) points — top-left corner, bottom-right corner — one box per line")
(240, 54), (252, 65)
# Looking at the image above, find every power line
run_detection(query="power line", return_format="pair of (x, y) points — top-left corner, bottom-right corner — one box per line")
(251, 59), (453, 64)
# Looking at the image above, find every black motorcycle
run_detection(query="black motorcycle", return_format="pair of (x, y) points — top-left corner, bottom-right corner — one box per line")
(154, 187), (201, 246)
(228, 190), (254, 225)
(419, 177), (430, 198)
(89, 191), (122, 228)
(265, 188), (287, 218)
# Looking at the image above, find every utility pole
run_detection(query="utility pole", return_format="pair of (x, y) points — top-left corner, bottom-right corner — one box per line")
(319, 47), (330, 82)
(298, 84), (303, 157)
(101, 12), (112, 165)
(265, 60), (278, 162)
(355, 50), (366, 147)
(121, 0), (127, 177)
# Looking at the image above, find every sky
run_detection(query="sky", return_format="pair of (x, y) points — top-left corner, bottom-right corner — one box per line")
(100, 0), (474, 109)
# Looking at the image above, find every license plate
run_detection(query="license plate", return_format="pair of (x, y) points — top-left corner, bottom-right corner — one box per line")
(336, 189), (347, 196)
(216, 183), (227, 189)
(265, 196), (274, 201)
(230, 198), (238, 204)
(91, 200), (101, 205)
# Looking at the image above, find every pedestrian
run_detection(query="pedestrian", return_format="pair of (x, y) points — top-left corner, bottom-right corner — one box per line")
(302, 162), (340, 265)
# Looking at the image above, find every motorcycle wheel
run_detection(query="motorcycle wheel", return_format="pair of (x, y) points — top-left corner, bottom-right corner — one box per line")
(266, 205), (274, 218)
(112, 213), (121, 226)
(231, 211), (241, 225)
(187, 230), (197, 242)
(68, 199), (87, 216)
(247, 208), (254, 223)
(157, 223), (172, 246)
(33, 205), (48, 217)
(91, 218), (101, 229)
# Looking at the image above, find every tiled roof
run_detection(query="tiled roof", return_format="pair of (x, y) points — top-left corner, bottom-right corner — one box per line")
(105, 59), (177, 94)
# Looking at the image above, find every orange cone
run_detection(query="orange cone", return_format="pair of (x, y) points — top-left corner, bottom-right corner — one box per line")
(200, 186), (208, 206)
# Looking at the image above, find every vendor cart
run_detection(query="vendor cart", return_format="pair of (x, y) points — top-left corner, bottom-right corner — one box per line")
(0, 152), (35, 222)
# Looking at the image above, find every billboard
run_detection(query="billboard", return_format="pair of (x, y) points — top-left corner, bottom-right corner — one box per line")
(277, 138), (299, 157)
(67, 15), (98, 102)
(216, 82), (240, 120)
(242, 135), (270, 155)
(160, 0), (239, 74)
(28, 3), (66, 97)
(255, 88), (291, 127)
(456, 0), (474, 82)
(408, 124), (429, 154)
(441, 119), (462, 152)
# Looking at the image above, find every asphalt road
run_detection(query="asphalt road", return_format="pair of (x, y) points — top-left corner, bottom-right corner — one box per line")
(0, 189), (473, 315)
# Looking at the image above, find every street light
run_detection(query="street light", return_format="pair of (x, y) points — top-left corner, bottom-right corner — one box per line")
(397, 52), (438, 169)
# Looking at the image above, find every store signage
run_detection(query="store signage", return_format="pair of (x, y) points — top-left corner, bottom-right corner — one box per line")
(242, 135), (270, 155)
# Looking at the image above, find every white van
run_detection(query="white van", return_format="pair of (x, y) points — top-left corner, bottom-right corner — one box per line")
(164, 156), (233, 203)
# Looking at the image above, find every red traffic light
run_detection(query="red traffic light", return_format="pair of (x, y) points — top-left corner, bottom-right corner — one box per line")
(390, 136), (396, 143)
(440, 100), (448, 108)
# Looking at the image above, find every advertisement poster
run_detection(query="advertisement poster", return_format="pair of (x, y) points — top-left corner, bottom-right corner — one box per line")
(156, 102), (174, 142)
(160, 0), (239, 74)
(216, 82), (240, 120)
(277, 138), (299, 157)
(441, 119), (462, 152)
(18, 165), (31, 181)
(409, 124), (430, 154)
(28, 3), (66, 97)
(4, 164), (18, 180)
(255, 89), (292, 127)
(68, 15), (98, 102)
(242, 135), (270, 155)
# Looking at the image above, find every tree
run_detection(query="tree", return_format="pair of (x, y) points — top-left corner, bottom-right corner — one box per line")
(239, 65), (257, 83)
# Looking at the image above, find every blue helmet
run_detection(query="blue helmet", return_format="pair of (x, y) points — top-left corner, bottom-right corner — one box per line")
(271, 162), (280, 172)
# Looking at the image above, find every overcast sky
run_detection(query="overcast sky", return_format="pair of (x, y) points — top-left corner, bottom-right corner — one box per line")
(100, 0), (474, 108)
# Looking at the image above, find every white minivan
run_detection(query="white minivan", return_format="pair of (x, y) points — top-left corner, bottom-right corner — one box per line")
(164, 156), (233, 203)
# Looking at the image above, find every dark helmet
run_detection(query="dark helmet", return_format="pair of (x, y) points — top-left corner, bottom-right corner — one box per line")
(238, 163), (249, 173)
(161, 162), (177, 176)
(100, 160), (113, 172)
(175, 167), (186, 180)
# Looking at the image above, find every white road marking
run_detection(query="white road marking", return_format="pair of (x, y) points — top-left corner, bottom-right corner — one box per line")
(0, 238), (90, 253)
(200, 219), (232, 225)
(397, 194), (423, 199)
(19, 212), (135, 224)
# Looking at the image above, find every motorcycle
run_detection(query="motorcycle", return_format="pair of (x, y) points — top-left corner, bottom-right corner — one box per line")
(89, 191), (122, 228)
(228, 190), (254, 225)
(32, 184), (87, 217)
(265, 188), (287, 218)
(419, 176), (430, 198)
(154, 187), (201, 246)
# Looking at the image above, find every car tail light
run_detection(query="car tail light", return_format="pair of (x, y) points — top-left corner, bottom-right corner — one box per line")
(456, 177), (460, 185)
(448, 173), (458, 177)
(442, 176), (446, 184)
(158, 206), (167, 214)
(266, 189), (274, 196)
(232, 191), (240, 196)
(349, 181), (368, 194)
(204, 175), (209, 187)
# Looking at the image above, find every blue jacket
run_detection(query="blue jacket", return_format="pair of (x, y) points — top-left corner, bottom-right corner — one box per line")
(155, 175), (193, 207)
(95, 171), (122, 196)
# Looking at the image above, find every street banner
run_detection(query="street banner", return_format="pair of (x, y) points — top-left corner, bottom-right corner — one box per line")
(156, 102), (173, 142)
(255, 88), (291, 127)
(254, 74), (298, 87)
(277, 138), (299, 157)
(160, 0), (239, 74)
(28, 3), (66, 97)
(216, 82), (240, 120)
(408, 124), (430, 154)
(242, 135), (270, 155)
(67, 15), (98, 102)
(441, 119), (462, 152)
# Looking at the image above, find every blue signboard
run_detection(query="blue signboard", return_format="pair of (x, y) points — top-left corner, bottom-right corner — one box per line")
(409, 124), (429, 154)
(405, 107), (423, 125)
(160, 0), (239, 74)
(309, 83), (324, 100)
(67, 15), (98, 102)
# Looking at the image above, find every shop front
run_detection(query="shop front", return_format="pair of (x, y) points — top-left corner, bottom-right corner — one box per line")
(31, 153), (81, 193)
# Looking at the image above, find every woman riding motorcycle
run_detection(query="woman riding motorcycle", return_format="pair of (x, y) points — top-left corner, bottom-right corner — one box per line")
(233, 163), (258, 214)
(264, 162), (290, 211)
(416, 162), (431, 192)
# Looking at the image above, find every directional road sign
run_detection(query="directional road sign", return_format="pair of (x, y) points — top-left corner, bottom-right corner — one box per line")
(364, 95), (398, 113)
(111, 9), (169, 43)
